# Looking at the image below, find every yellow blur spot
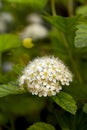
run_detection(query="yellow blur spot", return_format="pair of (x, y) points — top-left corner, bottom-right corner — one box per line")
(23, 38), (34, 48)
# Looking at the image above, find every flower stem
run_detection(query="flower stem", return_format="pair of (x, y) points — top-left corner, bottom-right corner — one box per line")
(0, 53), (2, 73)
(61, 33), (83, 84)
(53, 106), (70, 130)
(51, 0), (56, 16)
(67, 0), (74, 16)
(10, 119), (15, 130)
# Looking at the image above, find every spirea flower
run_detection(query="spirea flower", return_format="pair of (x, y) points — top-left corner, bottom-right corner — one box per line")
(19, 56), (73, 97)
(20, 23), (48, 40)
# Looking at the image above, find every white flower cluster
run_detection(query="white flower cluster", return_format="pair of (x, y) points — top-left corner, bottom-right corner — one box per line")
(19, 56), (73, 97)
(20, 13), (48, 40)
(20, 24), (48, 40)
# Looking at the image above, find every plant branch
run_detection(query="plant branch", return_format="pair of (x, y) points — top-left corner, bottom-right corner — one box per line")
(51, 0), (56, 16)
(67, 0), (74, 16)
(54, 109), (70, 130)
(0, 53), (2, 73)
(10, 119), (15, 130)
(61, 33), (83, 84)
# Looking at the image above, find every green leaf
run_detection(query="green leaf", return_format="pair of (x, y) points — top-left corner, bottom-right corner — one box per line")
(53, 91), (77, 115)
(0, 84), (25, 97)
(5, 0), (47, 9)
(27, 122), (55, 130)
(83, 103), (87, 113)
(74, 24), (87, 48)
(63, 83), (87, 101)
(72, 110), (87, 130)
(76, 5), (87, 15)
(45, 15), (80, 49)
(0, 34), (21, 52)
(45, 15), (80, 33)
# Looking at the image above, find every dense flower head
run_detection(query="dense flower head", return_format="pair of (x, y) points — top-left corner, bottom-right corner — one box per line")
(19, 56), (73, 97)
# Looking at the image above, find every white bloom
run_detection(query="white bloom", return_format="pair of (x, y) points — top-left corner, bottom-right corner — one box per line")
(0, 12), (14, 23)
(26, 13), (43, 24)
(18, 56), (73, 97)
(20, 23), (48, 40)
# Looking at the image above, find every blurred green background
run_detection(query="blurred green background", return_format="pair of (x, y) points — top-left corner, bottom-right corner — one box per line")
(0, 0), (87, 130)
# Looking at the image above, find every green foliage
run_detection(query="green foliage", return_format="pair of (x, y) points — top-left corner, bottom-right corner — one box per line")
(0, 113), (7, 125)
(45, 15), (79, 33)
(45, 15), (80, 58)
(74, 24), (87, 48)
(0, 34), (21, 52)
(76, 5), (87, 15)
(83, 103), (87, 113)
(0, 0), (87, 130)
(64, 83), (87, 101)
(27, 122), (55, 130)
(0, 94), (45, 115)
(53, 92), (77, 115)
(0, 83), (25, 97)
(5, 0), (48, 9)
(71, 110), (87, 130)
